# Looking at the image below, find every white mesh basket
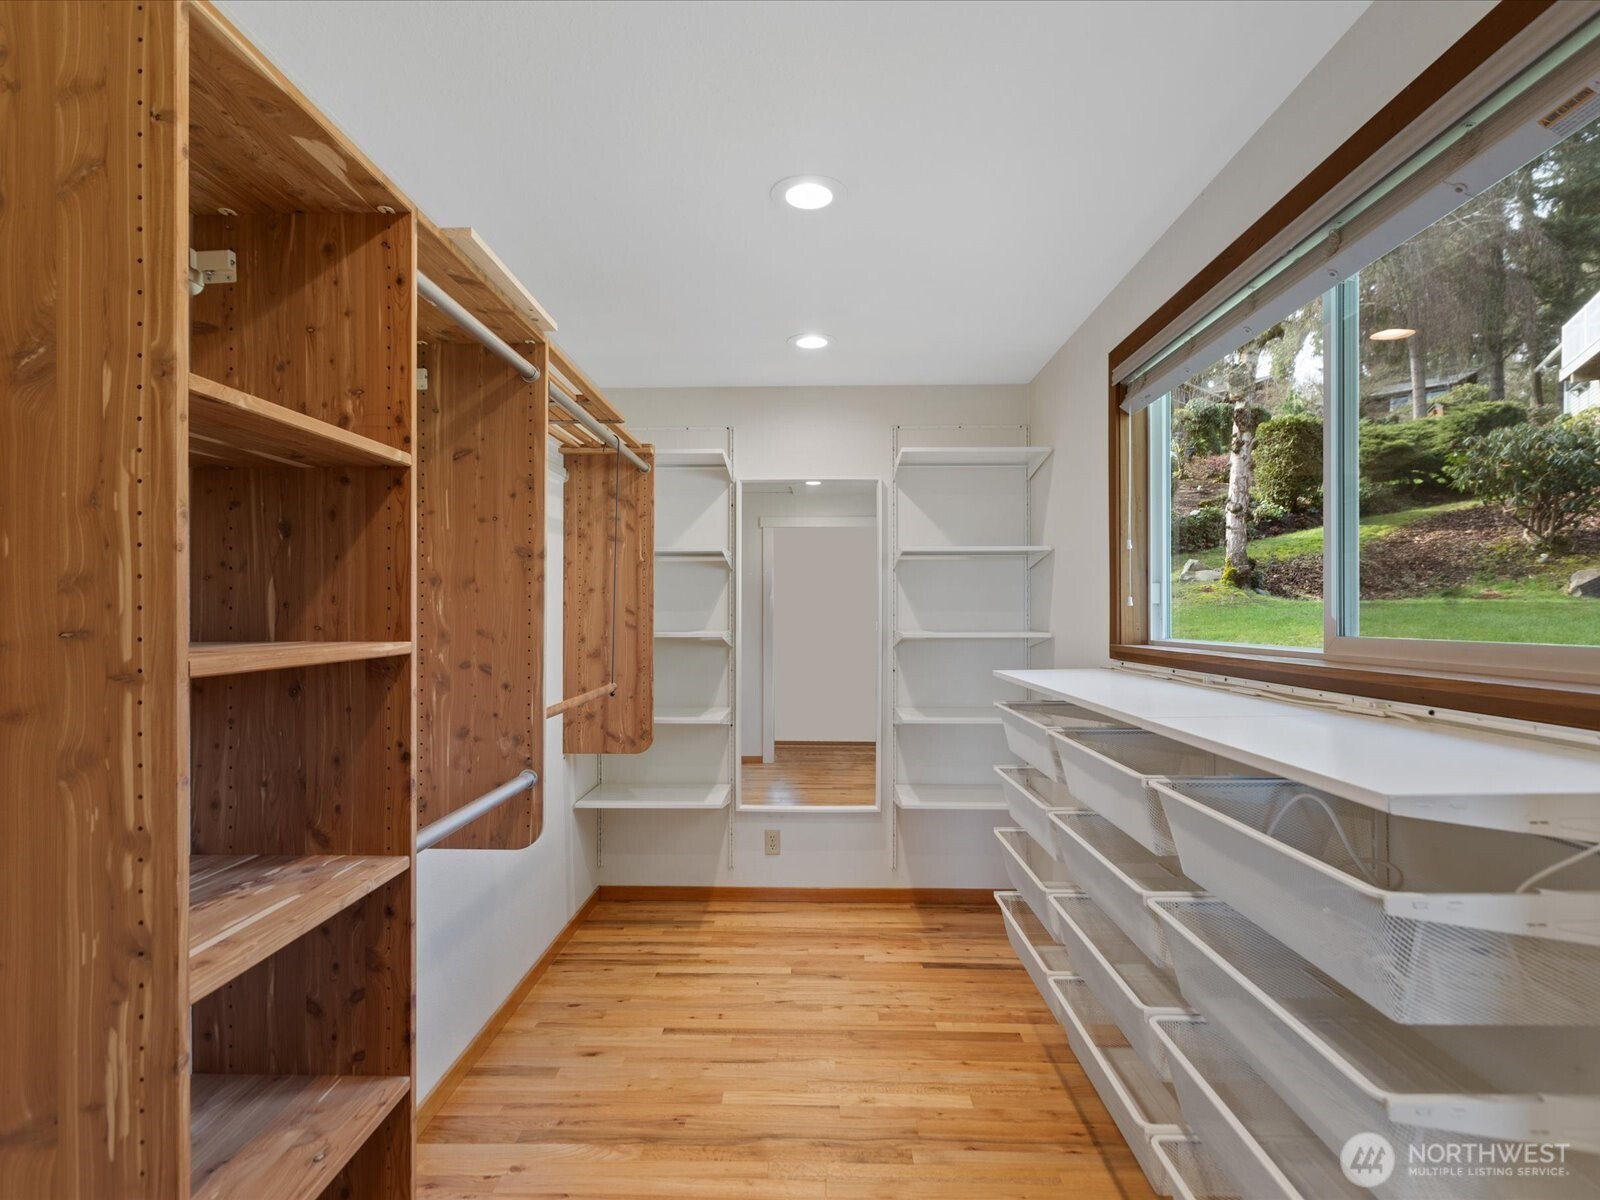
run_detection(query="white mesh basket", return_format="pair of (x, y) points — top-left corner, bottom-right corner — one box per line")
(1155, 777), (1600, 1025)
(996, 765), (1080, 849)
(997, 890), (1072, 1001)
(1048, 809), (1202, 965)
(1152, 898), (1600, 1198)
(1051, 729), (1257, 855)
(1045, 976), (1185, 1195)
(995, 827), (1074, 929)
(998, 701), (1126, 777)
(1152, 1015), (1367, 1200)
(1046, 892), (1189, 1080)
(1150, 1135), (1240, 1200)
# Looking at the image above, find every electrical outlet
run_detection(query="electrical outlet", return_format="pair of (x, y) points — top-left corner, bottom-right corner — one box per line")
(764, 829), (781, 856)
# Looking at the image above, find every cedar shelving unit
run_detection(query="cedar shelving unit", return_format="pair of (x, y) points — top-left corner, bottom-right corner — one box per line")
(1, 3), (419, 1197)
(182, 0), (420, 1191)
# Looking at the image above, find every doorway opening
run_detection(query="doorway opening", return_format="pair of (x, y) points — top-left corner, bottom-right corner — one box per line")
(738, 480), (882, 809)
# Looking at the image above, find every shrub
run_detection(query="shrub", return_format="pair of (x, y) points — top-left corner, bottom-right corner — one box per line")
(1446, 418), (1600, 549)
(1175, 505), (1225, 552)
(1359, 418), (1448, 491)
(1173, 398), (1232, 458)
(1357, 479), (1409, 515)
(1254, 413), (1323, 510)
(1437, 382), (1492, 410)
(1438, 399), (1527, 445)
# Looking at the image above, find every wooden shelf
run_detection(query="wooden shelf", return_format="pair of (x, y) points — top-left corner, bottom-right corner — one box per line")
(190, 1073), (409, 1200)
(897, 545), (1052, 568)
(189, 641), (412, 678)
(189, 856), (409, 1002)
(575, 783), (733, 810)
(893, 784), (1007, 811)
(655, 706), (734, 725)
(189, 375), (412, 469)
(894, 445), (1051, 477)
(894, 706), (1002, 726)
(654, 630), (733, 645)
(896, 630), (1052, 645)
(654, 448), (732, 473)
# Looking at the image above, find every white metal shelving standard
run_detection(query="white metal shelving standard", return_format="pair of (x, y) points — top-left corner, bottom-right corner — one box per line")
(584, 428), (739, 866)
(888, 425), (1054, 867)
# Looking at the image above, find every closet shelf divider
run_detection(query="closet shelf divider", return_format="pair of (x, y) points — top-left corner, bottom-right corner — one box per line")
(188, 641), (414, 678)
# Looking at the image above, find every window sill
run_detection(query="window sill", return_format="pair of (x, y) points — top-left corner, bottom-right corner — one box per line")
(1111, 642), (1600, 731)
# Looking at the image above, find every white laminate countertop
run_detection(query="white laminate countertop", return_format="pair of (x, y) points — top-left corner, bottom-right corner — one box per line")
(998, 668), (1600, 837)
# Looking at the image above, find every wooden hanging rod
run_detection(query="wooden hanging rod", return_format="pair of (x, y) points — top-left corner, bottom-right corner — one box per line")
(545, 681), (618, 718)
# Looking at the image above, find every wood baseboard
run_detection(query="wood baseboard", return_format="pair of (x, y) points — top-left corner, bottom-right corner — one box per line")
(417, 886), (601, 1132)
(596, 885), (995, 905)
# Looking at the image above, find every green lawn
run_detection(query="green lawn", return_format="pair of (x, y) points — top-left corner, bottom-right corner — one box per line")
(1181, 500), (1476, 570)
(1172, 585), (1598, 648)
(1172, 499), (1599, 647)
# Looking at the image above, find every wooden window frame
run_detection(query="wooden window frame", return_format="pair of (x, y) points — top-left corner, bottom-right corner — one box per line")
(1107, 0), (1600, 731)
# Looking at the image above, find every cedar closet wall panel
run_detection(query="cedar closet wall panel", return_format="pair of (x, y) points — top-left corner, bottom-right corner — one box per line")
(0, 3), (190, 1195)
(416, 339), (547, 849)
(563, 447), (656, 753)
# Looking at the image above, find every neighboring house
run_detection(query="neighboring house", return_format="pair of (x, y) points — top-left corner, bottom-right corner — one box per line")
(1361, 370), (1479, 419)
(1560, 288), (1600, 414)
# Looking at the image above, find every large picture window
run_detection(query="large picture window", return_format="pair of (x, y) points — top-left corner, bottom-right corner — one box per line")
(1140, 12), (1600, 683)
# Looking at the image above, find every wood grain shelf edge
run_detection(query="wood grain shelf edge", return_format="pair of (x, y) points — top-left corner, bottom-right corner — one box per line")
(188, 855), (410, 1003)
(188, 641), (413, 678)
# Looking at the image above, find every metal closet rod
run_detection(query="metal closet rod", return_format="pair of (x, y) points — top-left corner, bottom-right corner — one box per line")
(417, 271), (651, 473)
(417, 769), (538, 851)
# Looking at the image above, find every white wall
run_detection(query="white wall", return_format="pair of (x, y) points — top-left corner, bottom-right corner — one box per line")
(773, 524), (879, 742)
(414, 453), (600, 1099)
(597, 385), (1028, 887)
(1027, 0), (1496, 665)
(738, 483), (879, 754)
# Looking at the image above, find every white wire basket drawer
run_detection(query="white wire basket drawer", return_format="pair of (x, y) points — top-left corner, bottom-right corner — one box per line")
(1050, 729), (1258, 855)
(1152, 897), (1600, 1198)
(1150, 1135), (1240, 1200)
(995, 827), (1075, 930)
(995, 765), (1080, 849)
(1048, 809), (1202, 966)
(1152, 1015), (1368, 1199)
(1045, 975), (1186, 1196)
(1046, 892), (1190, 1080)
(997, 890), (1072, 1002)
(997, 701), (1126, 778)
(1155, 776), (1600, 1026)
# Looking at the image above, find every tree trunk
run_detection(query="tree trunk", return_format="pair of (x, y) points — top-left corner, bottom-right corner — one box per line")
(1224, 397), (1261, 585)
(1408, 332), (1427, 419)
(1485, 242), (1507, 400)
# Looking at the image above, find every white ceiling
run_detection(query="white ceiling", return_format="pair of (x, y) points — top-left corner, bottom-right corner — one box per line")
(218, 0), (1369, 388)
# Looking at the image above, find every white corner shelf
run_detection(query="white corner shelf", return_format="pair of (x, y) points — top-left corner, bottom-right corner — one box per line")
(656, 547), (732, 565)
(894, 445), (1052, 477)
(998, 667), (1600, 838)
(655, 629), (733, 645)
(654, 706), (734, 726)
(897, 545), (1052, 568)
(893, 705), (1003, 726)
(893, 783), (1007, 811)
(654, 448), (731, 474)
(897, 630), (1052, 645)
(574, 783), (733, 810)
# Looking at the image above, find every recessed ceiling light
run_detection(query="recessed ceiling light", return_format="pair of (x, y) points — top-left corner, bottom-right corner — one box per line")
(805, 480), (822, 487)
(771, 175), (846, 211)
(789, 333), (829, 350)
(1369, 327), (1417, 341)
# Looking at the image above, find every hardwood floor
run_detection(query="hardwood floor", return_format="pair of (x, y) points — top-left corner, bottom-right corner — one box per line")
(742, 741), (876, 807)
(418, 898), (1158, 1200)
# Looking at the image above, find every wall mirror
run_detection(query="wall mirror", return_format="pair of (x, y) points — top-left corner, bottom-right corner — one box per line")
(736, 479), (884, 810)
